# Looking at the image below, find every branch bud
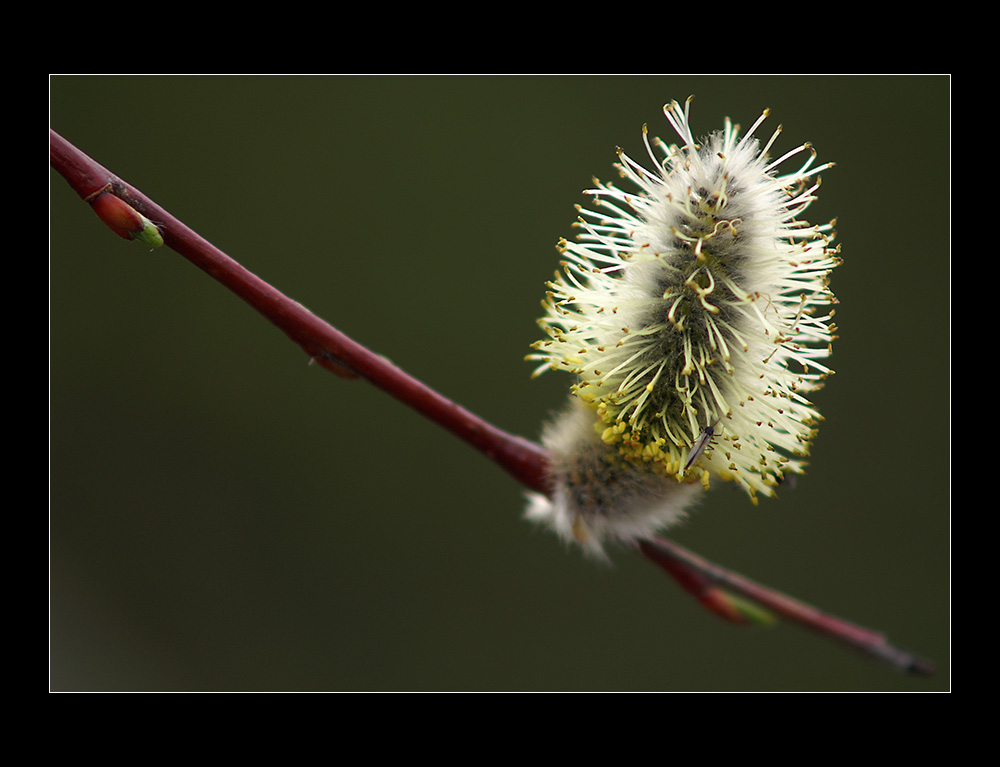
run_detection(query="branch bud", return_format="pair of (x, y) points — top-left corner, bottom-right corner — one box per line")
(88, 191), (163, 248)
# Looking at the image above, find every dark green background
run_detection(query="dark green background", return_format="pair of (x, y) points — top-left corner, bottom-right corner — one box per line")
(50, 75), (949, 691)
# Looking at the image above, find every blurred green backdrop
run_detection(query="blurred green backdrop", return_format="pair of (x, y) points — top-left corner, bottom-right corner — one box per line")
(50, 75), (949, 691)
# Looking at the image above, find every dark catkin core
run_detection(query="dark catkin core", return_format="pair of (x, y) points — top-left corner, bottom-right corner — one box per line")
(558, 441), (661, 522)
(607, 163), (758, 443)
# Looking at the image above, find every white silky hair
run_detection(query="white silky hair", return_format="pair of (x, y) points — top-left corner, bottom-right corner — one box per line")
(525, 399), (702, 559)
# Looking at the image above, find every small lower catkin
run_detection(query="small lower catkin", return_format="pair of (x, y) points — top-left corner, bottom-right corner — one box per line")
(527, 97), (840, 557)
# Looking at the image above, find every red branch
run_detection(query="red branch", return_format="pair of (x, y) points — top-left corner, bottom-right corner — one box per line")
(50, 129), (935, 677)
(638, 538), (935, 675)
(49, 129), (550, 496)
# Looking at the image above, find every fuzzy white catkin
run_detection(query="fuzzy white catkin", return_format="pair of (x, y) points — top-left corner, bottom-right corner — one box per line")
(527, 98), (839, 557)
(525, 399), (703, 559)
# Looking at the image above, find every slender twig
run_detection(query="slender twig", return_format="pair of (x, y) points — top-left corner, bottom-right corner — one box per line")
(638, 538), (936, 675)
(49, 129), (934, 677)
(48, 129), (549, 496)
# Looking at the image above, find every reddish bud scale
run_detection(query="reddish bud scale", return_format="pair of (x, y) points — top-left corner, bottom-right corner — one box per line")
(699, 588), (777, 627)
(698, 587), (752, 626)
(89, 192), (143, 240)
